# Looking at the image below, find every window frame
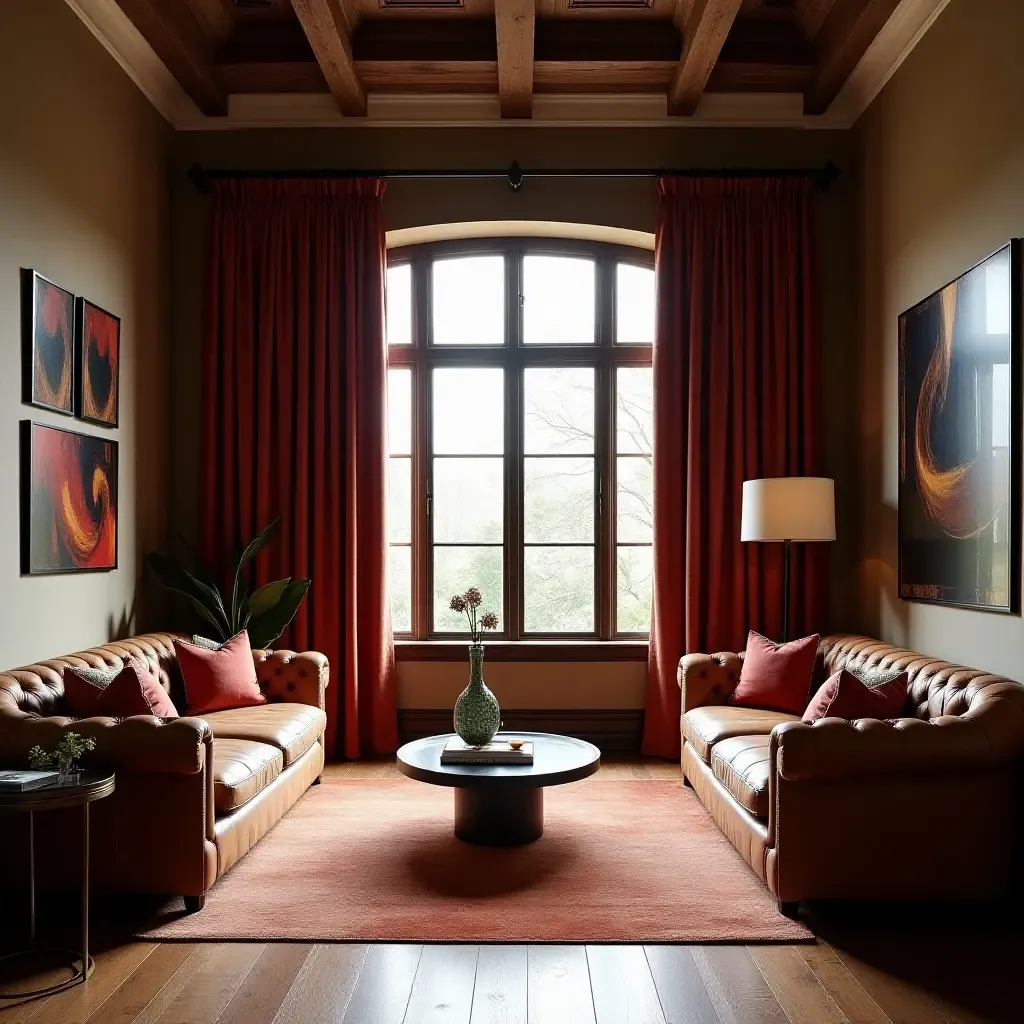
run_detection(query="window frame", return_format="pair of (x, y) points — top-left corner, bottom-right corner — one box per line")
(387, 237), (653, 643)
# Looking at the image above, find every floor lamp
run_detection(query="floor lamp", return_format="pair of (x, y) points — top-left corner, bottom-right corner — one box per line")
(740, 477), (836, 643)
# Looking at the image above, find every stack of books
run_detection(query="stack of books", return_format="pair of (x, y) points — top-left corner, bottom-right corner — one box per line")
(441, 737), (534, 766)
(0, 770), (59, 792)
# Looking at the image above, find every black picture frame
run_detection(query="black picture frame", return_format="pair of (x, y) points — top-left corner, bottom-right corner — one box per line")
(20, 421), (119, 576)
(75, 297), (121, 428)
(898, 240), (1022, 613)
(22, 269), (75, 416)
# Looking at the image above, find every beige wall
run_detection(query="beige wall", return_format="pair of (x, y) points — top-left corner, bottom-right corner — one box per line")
(169, 127), (858, 707)
(856, 0), (1024, 678)
(0, 0), (171, 669)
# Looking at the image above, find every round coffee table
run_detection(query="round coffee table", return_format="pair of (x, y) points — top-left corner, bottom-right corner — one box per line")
(0, 772), (115, 999)
(396, 732), (600, 846)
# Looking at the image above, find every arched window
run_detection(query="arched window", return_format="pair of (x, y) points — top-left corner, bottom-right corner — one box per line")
(386, 238), (653, 641)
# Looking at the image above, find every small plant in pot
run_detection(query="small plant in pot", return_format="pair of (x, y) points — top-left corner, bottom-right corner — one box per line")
(29, 733), (97, 784)
(450, 588), (501, 746)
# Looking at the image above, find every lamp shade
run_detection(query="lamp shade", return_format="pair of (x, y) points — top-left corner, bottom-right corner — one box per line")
(740, 477), (836, 543)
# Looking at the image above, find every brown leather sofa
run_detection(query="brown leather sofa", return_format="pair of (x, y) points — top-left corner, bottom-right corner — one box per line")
(680, 634), (1024, 914)
(0, 632), (328, 911)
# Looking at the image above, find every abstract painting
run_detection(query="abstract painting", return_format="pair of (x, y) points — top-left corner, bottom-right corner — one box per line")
(899, 241), (1021, 612)
(22, 270), (75, 415)
(76, 298), (120, 427)
(21, 422), (118, 575)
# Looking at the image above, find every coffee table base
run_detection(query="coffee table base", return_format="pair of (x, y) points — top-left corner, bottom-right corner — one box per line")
(454, 786), (543, 846)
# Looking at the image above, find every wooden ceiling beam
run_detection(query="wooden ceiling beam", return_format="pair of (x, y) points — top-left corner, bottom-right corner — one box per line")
(291, 0), (367, 116)
(114, 0), (226, 115)
(804, 0), (901, 114)
(668, 0), (745, 115)
(495, 0), (535, 118)
(182, 0), (233, 46)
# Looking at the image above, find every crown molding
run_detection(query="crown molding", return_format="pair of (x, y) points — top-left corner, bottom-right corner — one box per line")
(65, 0), (950, 131)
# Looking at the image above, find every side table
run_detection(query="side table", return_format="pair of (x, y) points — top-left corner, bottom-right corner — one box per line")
(0, 772), (115, 999)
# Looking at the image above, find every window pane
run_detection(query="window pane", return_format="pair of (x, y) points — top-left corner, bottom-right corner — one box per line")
(617, 546), (652, 633)
(433, 457), (503, 542)
(386, 264), (412, 346)
(434, 546), (503, 632)
(433, 368), (504, 454)
(617, 263), (655, 345)
(616, 367), (653, 455)
(388, 367), (412, 456)
(524, 458), (594, 543)
(389, 545), (411, 633)
(524, 367), (595, 455)
(389, 457), (411, 543)
(433, 256), (504, 346)
(523, 255), (595, 345)
(617, 456), (653, 543)
(524, 547), (594, 633)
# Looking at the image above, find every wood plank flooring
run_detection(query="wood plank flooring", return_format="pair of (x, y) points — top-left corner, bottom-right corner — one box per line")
(0, 758), (1018, 1023)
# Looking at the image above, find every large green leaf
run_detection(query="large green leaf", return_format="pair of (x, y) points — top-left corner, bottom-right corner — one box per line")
(247, 578), (292, 620)
(231, 517), (282, 637)
(186, 598), (230, 641)
(175, 533), (218, 587)
(247, 578), (310, 649)
(147, 552), (231, 635)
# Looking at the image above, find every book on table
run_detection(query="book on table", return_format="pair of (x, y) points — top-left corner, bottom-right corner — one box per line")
(441, 737), (534, 765)
(0, 770), (59, 792)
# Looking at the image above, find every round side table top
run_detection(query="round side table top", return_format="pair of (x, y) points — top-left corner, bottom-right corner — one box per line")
(397, 732), (600, 789)
(0, 772), (115, 812)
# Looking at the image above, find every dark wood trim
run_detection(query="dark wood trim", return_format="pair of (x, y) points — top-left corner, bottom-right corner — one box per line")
(398, 708), (645, 751)
(395, 640), (648, 661)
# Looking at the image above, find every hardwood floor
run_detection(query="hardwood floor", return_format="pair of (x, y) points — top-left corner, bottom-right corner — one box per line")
(0, 758), (1018, 1023)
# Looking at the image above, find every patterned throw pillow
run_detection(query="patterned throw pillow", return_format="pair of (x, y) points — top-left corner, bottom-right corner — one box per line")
(847, 660), (906, 689)
(68, 659), (124, 688)
(192, 635), (226, 651)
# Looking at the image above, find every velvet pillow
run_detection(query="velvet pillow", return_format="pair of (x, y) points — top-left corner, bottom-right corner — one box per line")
(803, 667), (909, 723)
(174, 630), (266, 715)
(65, 657), (178, 719)
(729, 631), (820, 716)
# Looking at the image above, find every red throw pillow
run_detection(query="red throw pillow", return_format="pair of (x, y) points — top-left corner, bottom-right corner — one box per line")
(65, 658), (178, 719)
(174, 630), (266, 715)
(729, 631), (820, 716)
(803, 668), (908, 723)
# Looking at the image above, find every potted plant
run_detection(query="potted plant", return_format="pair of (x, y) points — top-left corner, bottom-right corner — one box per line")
(29, 733), (96, 784)
(449, 588), (501, 746)
(146, 516), (310, 650)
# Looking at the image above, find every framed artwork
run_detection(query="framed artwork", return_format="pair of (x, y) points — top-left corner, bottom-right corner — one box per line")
(21, 421), (118, 575)
(76, 298), (120, 427)
(22, 270), (75, 415)
(899, 240), (1021, 612)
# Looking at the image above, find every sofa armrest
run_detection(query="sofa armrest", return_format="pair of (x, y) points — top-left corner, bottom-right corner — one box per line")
(678, 652), (743, 713)
(0, 714), (211, 775)
(253, 650), (329, 710)
(770, 716), (1001, 783)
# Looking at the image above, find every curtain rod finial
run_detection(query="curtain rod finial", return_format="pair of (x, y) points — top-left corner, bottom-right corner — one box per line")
(507, 161), (524, 192)
(188, 164), (211, 194)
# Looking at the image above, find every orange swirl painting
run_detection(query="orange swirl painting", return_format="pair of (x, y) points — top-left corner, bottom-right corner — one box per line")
(76, 298), (120, 427)
(899, 242), (1020, 612)
(22, 270), (75, 415)
(21, 422), (118, 574)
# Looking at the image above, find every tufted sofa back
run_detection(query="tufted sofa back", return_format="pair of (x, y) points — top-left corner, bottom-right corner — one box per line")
(0, 633), (186, 721)
(821, 634), (1023, 722)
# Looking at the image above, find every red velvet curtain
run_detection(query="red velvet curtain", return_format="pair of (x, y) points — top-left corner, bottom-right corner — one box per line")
(643, 177), (828, 758)
(200, 178), (397, 759)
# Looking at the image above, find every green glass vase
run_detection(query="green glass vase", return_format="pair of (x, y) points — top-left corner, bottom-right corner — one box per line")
(453, 644), (501, 746)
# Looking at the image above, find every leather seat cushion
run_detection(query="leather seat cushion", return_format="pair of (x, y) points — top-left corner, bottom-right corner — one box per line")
(213, 738), (283, 814)
(202, 703), (327, 766)
(710, 734), (772, 819)
(682, 706), (797, 762)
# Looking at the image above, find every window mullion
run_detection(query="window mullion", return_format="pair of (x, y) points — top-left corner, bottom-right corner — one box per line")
(414, 257), (431, 640)
(507, 248), (523, 641)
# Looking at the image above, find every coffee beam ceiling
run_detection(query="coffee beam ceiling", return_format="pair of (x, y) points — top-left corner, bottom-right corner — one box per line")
(107, 0), (925, 122)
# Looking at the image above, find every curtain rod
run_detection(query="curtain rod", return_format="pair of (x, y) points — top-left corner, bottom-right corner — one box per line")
(187, 160), (841, 194)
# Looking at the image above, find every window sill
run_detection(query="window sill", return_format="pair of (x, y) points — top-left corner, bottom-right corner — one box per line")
(394, 640), (649, 663)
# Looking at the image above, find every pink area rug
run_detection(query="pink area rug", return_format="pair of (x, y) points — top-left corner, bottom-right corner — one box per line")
(138, 778), (811, 943)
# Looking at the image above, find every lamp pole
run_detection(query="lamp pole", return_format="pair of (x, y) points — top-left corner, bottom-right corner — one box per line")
(782, 539), (791, 644)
